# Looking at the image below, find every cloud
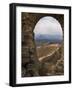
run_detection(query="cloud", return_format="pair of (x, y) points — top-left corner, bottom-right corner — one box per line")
(34, 16), (63, 37)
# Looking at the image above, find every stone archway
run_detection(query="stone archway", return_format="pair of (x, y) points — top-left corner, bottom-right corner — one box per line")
(21, 13), (64, 77)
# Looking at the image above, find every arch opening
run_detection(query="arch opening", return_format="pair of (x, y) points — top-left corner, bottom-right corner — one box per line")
(34, 16), (63, 62)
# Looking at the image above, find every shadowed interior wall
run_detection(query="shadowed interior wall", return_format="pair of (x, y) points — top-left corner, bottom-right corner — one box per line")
(21, 13), (64, 77)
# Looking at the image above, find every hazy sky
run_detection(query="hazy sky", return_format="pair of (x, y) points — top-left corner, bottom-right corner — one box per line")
(34, 16), (63, 36)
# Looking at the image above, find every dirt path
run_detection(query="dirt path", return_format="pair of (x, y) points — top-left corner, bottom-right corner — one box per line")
(36, 44), (60, 61)
(39, 47), (59, 61)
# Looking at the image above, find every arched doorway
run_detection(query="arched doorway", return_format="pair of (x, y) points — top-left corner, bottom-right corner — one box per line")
(34, 16), (64, 76)
(34, 16), (63, 61)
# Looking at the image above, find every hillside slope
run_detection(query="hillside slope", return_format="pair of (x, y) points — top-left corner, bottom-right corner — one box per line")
(38, 43), (64, 76)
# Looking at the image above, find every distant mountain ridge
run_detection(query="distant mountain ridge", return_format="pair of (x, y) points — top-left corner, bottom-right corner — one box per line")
(35, 34), (63, 44)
